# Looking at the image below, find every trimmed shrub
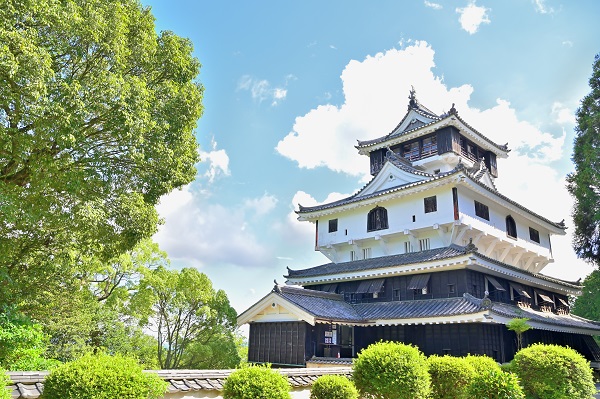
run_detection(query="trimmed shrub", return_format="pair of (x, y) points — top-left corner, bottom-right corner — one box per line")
(353, 341), (430, 399)
(0, 368), (10, 399)
(467, 369), (525, 399)
(464, 354), (501, 375)
(428, 355), (475, 399)
(310, 374), (358, 399)
(41, 353), (166, 399)
(511, 343), (596, 399)
(222, 365), (291, 399)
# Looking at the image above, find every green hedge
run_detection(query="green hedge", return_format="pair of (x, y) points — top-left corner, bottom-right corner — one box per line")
(464, 354), (501, 374)
(353, 341), (430, 399)
(428, 355), (474, 399)
(222, 365), (291, 399)
(467, 369), (525, 399)
(0, 368), (10, 399)
(41, 353), (166, 399)
(310, 374), (358, 399)
(511, 343), (596, 399)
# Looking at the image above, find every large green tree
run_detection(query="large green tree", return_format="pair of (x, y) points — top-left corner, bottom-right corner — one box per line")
(567, 53), (600, 265)
(132, 266), (239, 369)
(0, 0), (203, 305)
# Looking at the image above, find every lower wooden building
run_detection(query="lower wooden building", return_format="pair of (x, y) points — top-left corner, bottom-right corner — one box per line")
(238, 244), (600, 367)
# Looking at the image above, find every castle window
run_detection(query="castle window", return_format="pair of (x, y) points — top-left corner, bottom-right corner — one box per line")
(529, 227), (540, 243)
(474, 201), (490, 220)
(506, 215), (517, 239)
(367, 206), (388, 232)
(403, 141), (420, 161)
(404, 241), (413, 253)
(350, 251), (357, 261)
(328, 219), (338, 233)
(424, 196), (437, 213)
(422, 136), (437, 157)
(419, 238), (430, 251)
(362, 247), (371, 259)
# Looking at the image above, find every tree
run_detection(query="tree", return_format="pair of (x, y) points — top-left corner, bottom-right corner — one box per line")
(506, 318), (531, 351)
(572, 269), (600, 321)
(132, 266), (239, 369)
(0, 0), (203, 305)
(567, 53), (600, 265)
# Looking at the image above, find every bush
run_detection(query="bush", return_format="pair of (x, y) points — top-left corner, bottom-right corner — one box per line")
(467, 369), (525, 399)
(353, 341), (430, 399)
(41, 353), (166, 399)
(511, 343), (596, 399)
(464, 354), (501, 375)
(0, 368), (10, 399)
(310, 374), (358, 399)
(223, 365), (291, 399)
(428, 355), (474, 399)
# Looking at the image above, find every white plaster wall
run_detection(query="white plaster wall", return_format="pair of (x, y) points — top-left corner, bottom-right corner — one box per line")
(317, 186), (455, 261)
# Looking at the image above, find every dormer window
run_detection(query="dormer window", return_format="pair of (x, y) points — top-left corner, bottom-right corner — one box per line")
(328, 219), (338, 233)
(529, 227), (540, 243)
(506, 215), (517, 239)
(367, 206), (388, 232)
(474, 201), (490, 220)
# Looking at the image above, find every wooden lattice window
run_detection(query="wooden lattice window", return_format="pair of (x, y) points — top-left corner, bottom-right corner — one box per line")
(474, 201), (490, 220)
(367, 206), (388, 232)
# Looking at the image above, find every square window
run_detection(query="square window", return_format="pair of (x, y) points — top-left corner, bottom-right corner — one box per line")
(529, 227), (540, 243)
(474, 201), (490, 220)
(362, 247), (371, 259)
(328, 219), (338, 233)
(419, 238), (430, 251)
(448, 284), (456, 294)
(424, 196), (437, 213)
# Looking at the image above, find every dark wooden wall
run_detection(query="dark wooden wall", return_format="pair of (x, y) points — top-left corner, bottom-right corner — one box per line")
(248, 321), (308, 366)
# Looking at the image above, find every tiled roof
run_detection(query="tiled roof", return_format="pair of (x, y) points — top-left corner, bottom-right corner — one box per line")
(286, 245), (468, 278)
(6, 368), (353, 399)
(277, 285), (363, 322)
(490, 302), (600, 332)
(354, 297), (481, 320)
(296, 163), (565, 231)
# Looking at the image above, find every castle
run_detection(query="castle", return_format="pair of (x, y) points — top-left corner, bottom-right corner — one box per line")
(238, 89), (600, 366)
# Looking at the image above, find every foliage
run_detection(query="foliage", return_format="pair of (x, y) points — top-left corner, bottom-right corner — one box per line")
(427, 355), (475, 399)
(511, 343), (596, 399)
(131, 266), (238, 369)
(310, 374), (358, 399)
(179, 330), (240, 369)
(41, 352), (167, 399)
(0, 0), (202, 308)
(222, 365), (291, 399)
(463, 354), (501, 375)
(0, 308), (60, 371)
(506, 318), (531, 351)
(352, 341), (430, 399)
(567, 53), (600, 265)
(0, 367), (10, 399)
(572, 269), (600, 321)
(467, 369), (525, 399)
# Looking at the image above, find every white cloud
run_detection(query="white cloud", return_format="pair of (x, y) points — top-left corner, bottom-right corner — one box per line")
(154, 185), (273, 269)
(456, 2), (491, 34)
(276, 40), (590, 281)
(198, 137), (230, 183)
(244, 193), (278, 216)
(562, 40), (573, 47)
(424, 1), (443, 10)
(552, 102), (577, 125)
(238, 75), (289, 106)
(533, 0), (554, 14)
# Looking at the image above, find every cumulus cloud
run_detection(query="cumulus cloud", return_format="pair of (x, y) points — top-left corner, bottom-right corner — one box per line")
(198, 137), (230, 183)
(424, 1), (443, 10)
(276, 39), (590, 280)
(238, 75), (290, 106)
(456, 1), (491, 34)
(154, 186), (275, 269)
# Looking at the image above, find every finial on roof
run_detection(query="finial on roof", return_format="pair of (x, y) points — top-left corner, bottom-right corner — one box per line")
(273, 280), (281, 293)
(449, 103), (458, 115)
(465, 238), (478, 252)
(408, 86), (418, 110)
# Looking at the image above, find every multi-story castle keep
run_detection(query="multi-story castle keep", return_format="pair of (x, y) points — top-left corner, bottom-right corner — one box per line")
(238, 89), (600, 367)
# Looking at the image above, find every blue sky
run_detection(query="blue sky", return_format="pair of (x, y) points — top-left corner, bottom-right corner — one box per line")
(143, 0), (600, 315)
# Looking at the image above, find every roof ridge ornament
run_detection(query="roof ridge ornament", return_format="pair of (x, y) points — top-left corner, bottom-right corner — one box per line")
(464, 238), (478, 252)
(449, 103), (458, 115)
(408, 86), (418, 110)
